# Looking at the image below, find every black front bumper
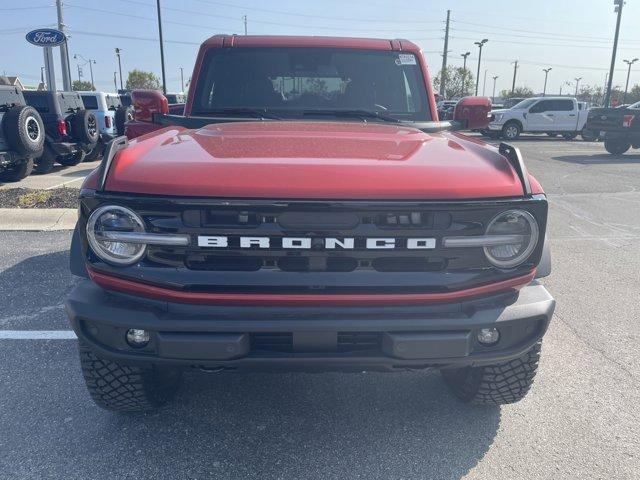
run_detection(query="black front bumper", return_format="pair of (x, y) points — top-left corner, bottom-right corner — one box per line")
(65, 279), (555, 372)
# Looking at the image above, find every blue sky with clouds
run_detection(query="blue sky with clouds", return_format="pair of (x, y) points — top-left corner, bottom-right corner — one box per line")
(2, 0), (639, 95)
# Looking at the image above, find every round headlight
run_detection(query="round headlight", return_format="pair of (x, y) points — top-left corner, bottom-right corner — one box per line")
(484, 209), (539, 268)
(86, 205), (146, 266)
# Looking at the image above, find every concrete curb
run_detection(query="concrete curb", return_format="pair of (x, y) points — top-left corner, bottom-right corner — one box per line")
(0, 208), (77, 231)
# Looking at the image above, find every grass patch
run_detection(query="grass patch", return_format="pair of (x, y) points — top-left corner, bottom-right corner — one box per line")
(17, 190), (53, 208)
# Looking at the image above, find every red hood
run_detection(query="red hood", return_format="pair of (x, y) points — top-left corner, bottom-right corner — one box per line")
(102, 121), (539, 199)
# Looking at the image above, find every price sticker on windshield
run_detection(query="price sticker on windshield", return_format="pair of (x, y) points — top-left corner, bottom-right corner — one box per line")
(395, 54), (417, 66)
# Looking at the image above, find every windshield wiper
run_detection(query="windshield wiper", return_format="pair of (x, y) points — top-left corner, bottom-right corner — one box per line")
(194, 107), (282, 120)
(302, 109), (400, 123)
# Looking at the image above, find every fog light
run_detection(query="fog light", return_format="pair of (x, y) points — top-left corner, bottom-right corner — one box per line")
(126, 328), (150, 348)
(477, 328), (500, 346)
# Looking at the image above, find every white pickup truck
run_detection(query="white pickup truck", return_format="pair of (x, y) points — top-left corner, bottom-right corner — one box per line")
(485, 96), (589, 140)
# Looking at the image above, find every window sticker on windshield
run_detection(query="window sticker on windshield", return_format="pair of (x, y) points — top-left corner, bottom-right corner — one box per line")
(395, 54), (417, 66)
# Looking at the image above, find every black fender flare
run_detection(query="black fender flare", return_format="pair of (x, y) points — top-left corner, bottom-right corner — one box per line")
(535, 235), (551, 278)
(70, 223), (89, 278)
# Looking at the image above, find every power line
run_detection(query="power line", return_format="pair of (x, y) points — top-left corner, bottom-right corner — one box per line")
(449, 35), (639, 51)
(191, 0), (443, 24)
(449, 27), (640, 46)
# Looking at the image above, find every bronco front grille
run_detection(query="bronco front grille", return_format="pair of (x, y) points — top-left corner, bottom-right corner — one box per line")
(81, 195), (548, 294)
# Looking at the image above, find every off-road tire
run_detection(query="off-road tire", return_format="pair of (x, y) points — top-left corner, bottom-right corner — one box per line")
(33, 145), (56, 174)
(70, 109), (99, 145)
(441, 341), (542, 405)
(115, 105), (134, 135)
(580, 129), (598, 142)
(501, 121), (521, 140)
(57, 149), (86, 166)
(79, 342), (182, 412)
(0, 157), (34, 182)
(562, 132), (578, 140)
(604, 139), (631, 155)
(84, 141), (103, 161)
(2, 105), (45, 155)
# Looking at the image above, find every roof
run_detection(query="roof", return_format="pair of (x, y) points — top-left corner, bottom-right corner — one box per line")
(201, 34), (421, 52)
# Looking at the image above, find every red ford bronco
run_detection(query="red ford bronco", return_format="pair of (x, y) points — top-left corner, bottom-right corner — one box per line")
(66, 35), (554, 412)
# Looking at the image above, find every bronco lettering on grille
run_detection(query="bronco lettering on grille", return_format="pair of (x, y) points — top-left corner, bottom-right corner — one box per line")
(197, 236), (436, 250)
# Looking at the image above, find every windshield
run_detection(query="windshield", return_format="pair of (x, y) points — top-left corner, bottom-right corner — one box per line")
(511, 98), (537, 109)
(192, 47), (431, 121)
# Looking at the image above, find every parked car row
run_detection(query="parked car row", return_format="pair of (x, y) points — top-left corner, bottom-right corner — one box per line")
(0, 86), (134, 182)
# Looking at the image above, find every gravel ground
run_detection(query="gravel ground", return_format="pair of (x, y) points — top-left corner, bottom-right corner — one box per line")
(0, 187), (79, 208)
(0, 138), (639, 479)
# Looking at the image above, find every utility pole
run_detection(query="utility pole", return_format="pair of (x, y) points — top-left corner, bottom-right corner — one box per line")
(474, 39), (488, 96)
(574, 77), (582, 97)
(460, 51), (470, 97)
(243, 14), (248, 35)
(113, 71), (117, 93)
(439, 10), (451, 98)
(492, 75), (498, 102)
(542, 68), (552, 96)
(115, 48), (123, 90)
(56, 0), (72, 91)
(156, 0), (167, 94)
(604, 0), (624, 107)
(623, 58), (638, 103)
(76, 65), (82, 83)
(74, 54), (96, 90)
(179, 67), (184, 92)
(511, 60), (519, 94)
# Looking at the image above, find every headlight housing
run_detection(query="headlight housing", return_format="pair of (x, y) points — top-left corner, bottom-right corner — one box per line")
(484, 209), (539, 268)
(86, 205), (147, 266)
(492, 113), (503, 122)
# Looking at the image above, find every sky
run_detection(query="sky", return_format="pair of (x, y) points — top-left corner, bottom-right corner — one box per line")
(2, 0), (640, 96)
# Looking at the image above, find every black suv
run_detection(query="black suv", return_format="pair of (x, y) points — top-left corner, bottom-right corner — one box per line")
(0, 86), (45, 182)
(22, 91), (99, 174)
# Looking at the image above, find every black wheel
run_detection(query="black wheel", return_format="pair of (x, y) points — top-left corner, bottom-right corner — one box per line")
(441, 341), (542, 405)
(33, 145), (56, 174)
(562, 132), (578, 140)
(70, 109), (99, 145)
(580, 129), (598, 142)
(115, 105), (134, 135)
(501, 122), (521, 140)
(79, 342), (182, 412)
(0, 158), (34, 182)
(604, 139), (631, 155)
(57, 149), (86, 166)
(2, 105), (45, 155)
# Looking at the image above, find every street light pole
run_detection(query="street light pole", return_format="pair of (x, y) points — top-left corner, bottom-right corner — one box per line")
(460, 51), (470, 97)
(542, 68), (552, 96)
(113, 72), (117, 93)
(604, 0), (624, 107)
(115, 48), (123, 91)
(482, 69), (488, 96)
(474, 39), (488, 96)
(492, 75), (498, 102)
(623, 58), (639, 103)
(179, 67), (184, 92)
(574, 77), (582, 97)
(156, 0), (167, 94)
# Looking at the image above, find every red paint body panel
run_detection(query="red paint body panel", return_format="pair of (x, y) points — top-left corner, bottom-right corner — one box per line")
(104, 121), (527, 199)
(89, 268), (536, 307)
(454, 96), (492, 130)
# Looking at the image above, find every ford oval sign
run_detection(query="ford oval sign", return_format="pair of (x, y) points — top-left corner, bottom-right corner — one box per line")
(25, 28), (66, 47)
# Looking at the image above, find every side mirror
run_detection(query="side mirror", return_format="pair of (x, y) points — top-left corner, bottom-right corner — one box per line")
(453, 96), (492, 130)
(131, 89), (168, 123)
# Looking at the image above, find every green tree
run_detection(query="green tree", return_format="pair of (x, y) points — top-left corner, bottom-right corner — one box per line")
(125, 69), (161, 90)
(433, 66), (474, 99)
(72, 80), (94, 91)
(500, 86), (534, 99)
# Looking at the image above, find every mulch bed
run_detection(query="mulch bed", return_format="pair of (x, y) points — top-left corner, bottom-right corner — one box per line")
(0, 188), (79, 209)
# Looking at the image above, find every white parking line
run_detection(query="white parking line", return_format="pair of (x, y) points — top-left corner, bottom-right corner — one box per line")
(0, 330), (77, 339)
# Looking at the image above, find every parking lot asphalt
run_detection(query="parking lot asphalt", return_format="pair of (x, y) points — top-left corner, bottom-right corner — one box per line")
(0, 161), (97, 191)
(0, 137), (639, 479)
